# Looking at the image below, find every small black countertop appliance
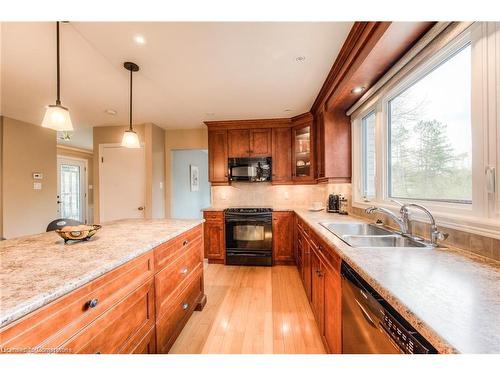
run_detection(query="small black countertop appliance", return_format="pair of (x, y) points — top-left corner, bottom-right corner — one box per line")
(327, 194), (340, 213)
(341, 262), (436, 354)
(224, 208), (273, 266)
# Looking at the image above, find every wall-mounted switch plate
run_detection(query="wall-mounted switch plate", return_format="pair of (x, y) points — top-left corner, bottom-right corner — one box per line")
(33, 182), (42, 190)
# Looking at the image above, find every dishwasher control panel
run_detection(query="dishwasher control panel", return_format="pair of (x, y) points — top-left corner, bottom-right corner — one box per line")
(382, 313), (430, 354)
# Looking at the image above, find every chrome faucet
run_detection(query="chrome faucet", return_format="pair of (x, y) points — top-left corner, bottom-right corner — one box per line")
(365, 206), (409, 234)
(399, 203), (449, 246)
(365, 201), (449, 247)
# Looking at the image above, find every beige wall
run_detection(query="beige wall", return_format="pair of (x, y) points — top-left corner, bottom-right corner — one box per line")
(164, 128), (208, 218)
(150, 124), (165, 219)
(1, 117), (57, 238)
(93, 124), (165, 222)
(56, 145), (94, 222)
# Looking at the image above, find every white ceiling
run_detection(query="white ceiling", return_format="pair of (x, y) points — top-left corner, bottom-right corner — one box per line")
(1, 22), (352, 149)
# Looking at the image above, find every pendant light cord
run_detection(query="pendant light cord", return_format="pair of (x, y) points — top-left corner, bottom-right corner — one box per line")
(56, 21), (61, 106)
(129, 68), (133, 131)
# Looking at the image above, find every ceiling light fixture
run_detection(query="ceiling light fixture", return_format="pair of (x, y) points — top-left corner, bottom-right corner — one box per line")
(351, 86), (366, 94)
(133, 35), (146, 45)
(121, 62), (141, 149)
(42, 22), (73, 132)
(284, 109), (293, 113)
(295, 56), (306, 62)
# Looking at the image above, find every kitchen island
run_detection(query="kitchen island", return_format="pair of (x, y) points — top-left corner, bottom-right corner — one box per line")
(0, 218), (205, 354)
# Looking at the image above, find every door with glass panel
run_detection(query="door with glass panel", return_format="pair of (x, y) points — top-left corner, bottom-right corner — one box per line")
(57, 157), (87, 223)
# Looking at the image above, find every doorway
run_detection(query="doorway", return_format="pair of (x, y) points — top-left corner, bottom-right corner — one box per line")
(171, 149), (210, 219)
(57, 156), (88, 223)
(99, 144), (146, 223)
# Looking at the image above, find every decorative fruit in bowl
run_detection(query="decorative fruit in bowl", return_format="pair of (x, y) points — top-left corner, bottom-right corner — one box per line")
(56, 224), (102, 243)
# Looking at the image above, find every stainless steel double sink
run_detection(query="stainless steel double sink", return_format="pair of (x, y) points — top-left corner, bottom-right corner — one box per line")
(319, 223), (430, 248)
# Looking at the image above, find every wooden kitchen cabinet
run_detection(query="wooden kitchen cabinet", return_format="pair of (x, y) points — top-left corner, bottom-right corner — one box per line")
(272, 211), (295, 264)
(291, 113), (315, 183)
(272, 127), (292, 184)
(228, 128), (272, 158)
(208, 129), (229, 184)
(0, 225), (206, 355)
(315, 109), (351, 182)
(310, 247), (325, 332)
(295, 217), (342, 354)
(203, 211), (225, 263)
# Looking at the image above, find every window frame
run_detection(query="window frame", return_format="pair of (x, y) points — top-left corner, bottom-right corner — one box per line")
(351, 23), (500, 238)
(361, 110), (376, 199)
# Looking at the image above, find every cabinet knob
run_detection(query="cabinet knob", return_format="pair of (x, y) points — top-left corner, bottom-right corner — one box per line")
(182, 303), (189, 310)
(95, 351), (101, 354)
(86, 298), (99, 309)
(183, 239), (189, 246)
(180, 267), (189, 275)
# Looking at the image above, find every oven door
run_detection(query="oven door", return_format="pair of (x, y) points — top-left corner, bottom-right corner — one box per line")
(225, 214), (272, 252)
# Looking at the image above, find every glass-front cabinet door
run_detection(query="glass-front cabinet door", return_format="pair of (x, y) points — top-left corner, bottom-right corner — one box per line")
(292, 123), (314, 182)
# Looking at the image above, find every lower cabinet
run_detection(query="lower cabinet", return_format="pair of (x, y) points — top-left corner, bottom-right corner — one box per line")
(296, 217), (342, 354)
(272, 211), (295, 264)
(0, 224), (206, 355)
(203, 211), (225, 263)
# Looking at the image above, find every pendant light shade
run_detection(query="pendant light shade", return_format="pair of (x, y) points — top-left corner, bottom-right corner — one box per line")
(43, 22), (73, 132)
(121, 61), (141, 148)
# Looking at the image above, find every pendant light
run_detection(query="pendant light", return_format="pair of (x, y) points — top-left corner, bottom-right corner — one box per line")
(121, 61), (141, 148)
(42, 21), (73, 131)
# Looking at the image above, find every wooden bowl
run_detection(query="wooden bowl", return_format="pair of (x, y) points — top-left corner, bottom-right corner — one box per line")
(56, 225), (102, 243)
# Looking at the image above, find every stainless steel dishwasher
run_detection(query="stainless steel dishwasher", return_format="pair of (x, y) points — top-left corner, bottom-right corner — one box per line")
(341, 262), (437, 354)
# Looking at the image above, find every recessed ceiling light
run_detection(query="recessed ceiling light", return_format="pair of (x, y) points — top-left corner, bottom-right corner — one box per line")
(295, 56), (306, 62)
(284, 109), (293, 112)
(105, 109), (117, 115)
(133, 35), (146, 45)
(351, 86), (366, 94)
(205, 112), (216, 117)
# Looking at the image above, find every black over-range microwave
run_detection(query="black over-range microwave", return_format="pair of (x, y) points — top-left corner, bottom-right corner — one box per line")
(228, 157), (272, 182)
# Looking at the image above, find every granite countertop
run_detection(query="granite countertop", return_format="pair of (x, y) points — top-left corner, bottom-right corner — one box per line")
(202, 206), (298, 212)
(294, 209), (500, 354)
(0, 218), (203, 328)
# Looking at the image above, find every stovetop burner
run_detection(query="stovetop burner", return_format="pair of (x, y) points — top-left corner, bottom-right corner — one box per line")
(224, 207), (273, 213)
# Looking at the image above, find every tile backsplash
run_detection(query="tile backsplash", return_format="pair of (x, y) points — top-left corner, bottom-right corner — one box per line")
(211, 182), (351, 209)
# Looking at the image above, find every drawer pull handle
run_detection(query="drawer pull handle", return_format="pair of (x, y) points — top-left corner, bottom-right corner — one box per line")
(95, 351), (101, 354)
(183, 240), (189, 246)
(181, 267), (189, 275)
(86, 298), (99, 309)
(182, 303), (189, 310)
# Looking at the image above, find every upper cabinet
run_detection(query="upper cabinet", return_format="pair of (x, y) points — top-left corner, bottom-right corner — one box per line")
(228, 128), (272, 158)
(315, 109), (351, 182)
(272, 127), (292, 183)
(208, 129), (229, 185)
(291, 113), (315, 183)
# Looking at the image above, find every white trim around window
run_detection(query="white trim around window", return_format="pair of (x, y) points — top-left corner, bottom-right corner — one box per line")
(351, 22), (500, 239)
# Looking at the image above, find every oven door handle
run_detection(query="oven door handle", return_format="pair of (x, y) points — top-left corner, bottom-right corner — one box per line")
(225, 218), (272, 223)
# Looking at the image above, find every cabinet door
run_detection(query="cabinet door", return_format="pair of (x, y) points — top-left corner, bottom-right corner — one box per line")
(272, 127), (292, 183)
(228, 129), (251, 158)
(302, 239), (312, 301)
(310, 248), (325, 331)
(272, 211), (294, 264)
(292, 123), (315, 182)
(208, 130), (229, 183)
(250, 129), (272, 157)
(315, 111), (325, 180)
(323, 263), (341, 353)
(203, 213), (225, 262)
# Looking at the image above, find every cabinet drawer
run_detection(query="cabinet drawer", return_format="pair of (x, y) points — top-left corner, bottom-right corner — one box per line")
(121, 325), (156, 354)
(64, 278), (155, 354)
(0, 251), (154, 350)
(203, 211), (224, 221)
(156, 270), (203, 353)
(155, 239), (203, 319)
(154, 225), (202, 271)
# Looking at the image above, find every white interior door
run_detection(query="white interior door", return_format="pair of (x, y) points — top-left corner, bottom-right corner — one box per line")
(100, 145), (145, 223)
(57, 157), (87, 223)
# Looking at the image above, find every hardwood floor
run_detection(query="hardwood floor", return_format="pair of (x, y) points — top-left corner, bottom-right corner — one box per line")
(169, 263), (326, 354)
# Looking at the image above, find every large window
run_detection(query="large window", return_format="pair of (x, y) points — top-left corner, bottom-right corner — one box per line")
(352, 22), (500, 234)
(388, 44), (472, 203)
